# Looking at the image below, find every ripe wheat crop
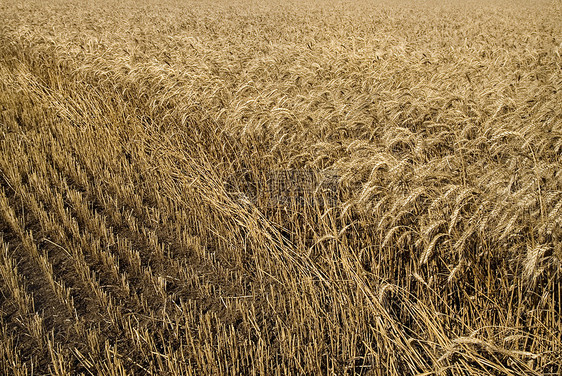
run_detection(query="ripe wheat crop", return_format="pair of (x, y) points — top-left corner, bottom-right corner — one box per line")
(0, 0), (561, 374)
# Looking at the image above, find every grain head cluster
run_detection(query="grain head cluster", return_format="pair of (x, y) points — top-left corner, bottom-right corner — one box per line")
(0, 0), (560, 374)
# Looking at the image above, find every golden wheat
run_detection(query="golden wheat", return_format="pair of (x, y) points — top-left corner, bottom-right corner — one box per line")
(0, 0), (560, 374)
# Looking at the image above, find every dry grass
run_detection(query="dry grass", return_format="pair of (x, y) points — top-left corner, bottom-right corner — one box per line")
(0, 0), (561, 374)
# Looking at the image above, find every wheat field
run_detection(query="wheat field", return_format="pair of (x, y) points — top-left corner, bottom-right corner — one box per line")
(0, 0), (561, 374)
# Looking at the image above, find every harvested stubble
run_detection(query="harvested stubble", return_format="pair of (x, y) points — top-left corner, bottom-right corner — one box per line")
(0, 0), (561, 374)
